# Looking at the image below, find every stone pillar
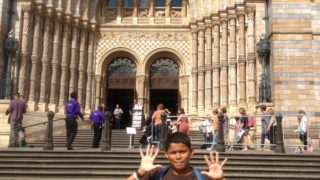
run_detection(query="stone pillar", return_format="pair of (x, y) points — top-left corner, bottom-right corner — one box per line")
(229, 15), (237, 107)
(181, 75), (189, 112)
(165, 0), (172, 18)
(149, 0), (155, 17)
(69, 19), (79, 94)
(18, 10), (31, 99)
(39, 9), (53, 111)
(58, 16), (71, 113)
(137, 75), (146, 104)
(212, 19), (220, 108)
(85, 24), (96, 113)
(197, 25), (205, 112)
(220, 13), (228, 107)
(247, 7), (256, 104)
(117, 0), (123, 17)
(48, 11), (62, 112)
(181, 0), (188, 17)
(191, 25), (198, 113)
(133, 0), (138, 17)
(77, 22), (88, 108)
(237, 10), (246, 106)
(28, 4), (43, 111)
(95, 75), (102, 108)
(204, 19), (212, 111)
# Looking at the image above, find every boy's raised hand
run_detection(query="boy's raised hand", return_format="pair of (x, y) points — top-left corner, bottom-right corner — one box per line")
(138, 145), (162, 175)
(202, 151), (227, 180)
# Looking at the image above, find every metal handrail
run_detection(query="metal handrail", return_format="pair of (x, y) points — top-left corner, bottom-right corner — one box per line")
(22, 117), (65, 129)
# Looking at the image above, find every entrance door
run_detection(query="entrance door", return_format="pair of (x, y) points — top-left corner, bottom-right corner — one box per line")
(150, 89), (178, 115)
(107, 89), (134, 128)
(149, 58), (179, 115)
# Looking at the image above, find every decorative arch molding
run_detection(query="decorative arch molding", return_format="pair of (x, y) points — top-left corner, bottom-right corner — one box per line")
(142, 47), (185, 75)
(97, 47), (140, 76)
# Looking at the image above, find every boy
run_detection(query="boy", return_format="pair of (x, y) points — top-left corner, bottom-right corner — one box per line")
(127, 132), (227, 180)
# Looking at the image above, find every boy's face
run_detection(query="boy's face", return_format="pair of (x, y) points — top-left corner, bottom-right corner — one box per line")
(164, 143), (194, 173)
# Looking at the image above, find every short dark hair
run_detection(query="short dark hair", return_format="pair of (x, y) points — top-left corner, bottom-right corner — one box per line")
(70, 92), (77, 99)
(298, 110), (305, 114)
(165, 132), (191, 150)
(14, 93), (20, 98)
(260, 104), (267, 111)
(221, 107), (227, 113)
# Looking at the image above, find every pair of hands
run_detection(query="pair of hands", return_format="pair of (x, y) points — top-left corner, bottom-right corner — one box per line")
(137, 145), (227, 180)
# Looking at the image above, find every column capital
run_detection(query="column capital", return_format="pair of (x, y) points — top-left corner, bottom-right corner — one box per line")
(236, 3), (246, 16)
(204, 17), (212, 28)
(196, 20), (205, 30)
(246, 5), (256, 15)
(81, 20), (89, 30)
(190, 23), (198, 32)
(219, 11), (228, 22)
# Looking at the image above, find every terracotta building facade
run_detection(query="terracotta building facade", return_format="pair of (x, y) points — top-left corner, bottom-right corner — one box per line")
(0, 0), (319, 121)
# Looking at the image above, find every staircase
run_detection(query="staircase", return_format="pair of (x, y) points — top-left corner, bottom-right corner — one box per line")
(0, 149), (319, 179)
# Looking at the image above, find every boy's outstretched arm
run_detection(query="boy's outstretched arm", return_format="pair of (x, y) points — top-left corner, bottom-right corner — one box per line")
(202, 151), (227, 180)
(127, 145), (162, 180)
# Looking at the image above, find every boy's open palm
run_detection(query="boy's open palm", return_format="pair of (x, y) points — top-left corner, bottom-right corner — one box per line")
(139, 145), (162, 173)
(202, 152), (227, 180)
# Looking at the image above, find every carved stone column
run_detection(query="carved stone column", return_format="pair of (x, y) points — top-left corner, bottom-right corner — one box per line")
(220, 13), (228, 107)
(165, 0), (172, 18)
(229, 15), (237, 107)
(181, 0), (187, 17)
(48, 11), (62, 112)
(69, 18), (80, 94)
(181, 75), (189, 112)
(39, 9), (53, 111)
(191, 25), (198, 113)
(198, 25), (205, 112)
(204, 19), (212, 111)
(77, 22), (88, 108)
(18, 10), (31, 99)
(133, 0), (138, 17)
(95, 75), (102, 108)
(58, 16), (71, 113)
(212, 19), (220, 108)
(85, 24), (96, 113)
(237, 10), (246, 106)
(116, 0), (123, 17)
(247, 7), (256, 104)
(137, 75), (146, 104)
(28, 4), (43, 111)
(149, 0), (155, 17)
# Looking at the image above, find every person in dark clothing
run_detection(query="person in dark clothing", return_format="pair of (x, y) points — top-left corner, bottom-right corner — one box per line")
(65, 92), (83, 150)
(89, 105), (105, 148)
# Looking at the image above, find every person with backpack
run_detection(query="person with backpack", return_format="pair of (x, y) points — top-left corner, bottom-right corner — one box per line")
(259, 104), (270, 151)
(239, 107), (249, 150)
(127, 132), (227, 180)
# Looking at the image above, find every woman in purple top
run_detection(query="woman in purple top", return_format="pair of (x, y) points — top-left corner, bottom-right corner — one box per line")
(89, 105), (105, 148)
(65, 92), (83, 150)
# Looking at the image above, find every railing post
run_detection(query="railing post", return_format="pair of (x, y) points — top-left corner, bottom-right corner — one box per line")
(275, 113), (285, 153)
(216, 113), (225, 152)
(159, 112), (168, 151)
(101, 111), (112, 151)
(43, 111), (54, 150)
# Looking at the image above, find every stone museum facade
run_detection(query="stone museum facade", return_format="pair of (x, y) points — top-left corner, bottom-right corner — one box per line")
(0, 0), (319, 121)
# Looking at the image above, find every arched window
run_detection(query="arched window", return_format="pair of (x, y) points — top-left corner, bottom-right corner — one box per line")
(107, 58), (136, 89)
(155, 0), (166, 7)
(172, 0), (182, 7)
(124, 0), (133, 7)
(107, 0), (116, 8)
(150, 58), (179, 89)
(140, 0), (149, 8)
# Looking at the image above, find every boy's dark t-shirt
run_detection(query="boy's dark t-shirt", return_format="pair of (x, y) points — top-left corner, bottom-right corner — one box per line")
(141, 167), (209, 180)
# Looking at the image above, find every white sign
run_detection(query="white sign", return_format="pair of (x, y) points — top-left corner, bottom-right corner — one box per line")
(126, 127), (137, 135)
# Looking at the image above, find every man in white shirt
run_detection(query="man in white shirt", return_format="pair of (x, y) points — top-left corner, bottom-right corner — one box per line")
(297, 110), (309, 151)
(114, 104), (123, 129)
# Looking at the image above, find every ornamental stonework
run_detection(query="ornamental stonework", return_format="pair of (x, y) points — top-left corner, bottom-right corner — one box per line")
(96, 31), (190, 64)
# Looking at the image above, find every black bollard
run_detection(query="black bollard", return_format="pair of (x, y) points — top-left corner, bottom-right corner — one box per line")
(216, 113), (225, 152)
(43, 111), (54, 150)
(101, 111), (112, 151)
(159, 112), (168, 151)
(275, 113), (285, 153)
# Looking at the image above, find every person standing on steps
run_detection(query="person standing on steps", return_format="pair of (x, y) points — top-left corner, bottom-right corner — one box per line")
(114, 104), (123, 129)
(65, 92), (84, 150)
(6, 93), (27, 147)
(90, 105), (105, 148)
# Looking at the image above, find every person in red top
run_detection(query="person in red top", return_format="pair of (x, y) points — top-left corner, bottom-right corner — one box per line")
(152, 104), (165, 141)
(6, 93), (27, 147)
(177, 108), (189, 135)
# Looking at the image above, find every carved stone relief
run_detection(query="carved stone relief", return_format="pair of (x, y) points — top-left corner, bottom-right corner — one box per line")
(139, 9), (149, 17)
(171, 10), (181, 17)
(106, 9), (116, 17)
(123, 9), (133, 17)
(155, 10), (165, 17)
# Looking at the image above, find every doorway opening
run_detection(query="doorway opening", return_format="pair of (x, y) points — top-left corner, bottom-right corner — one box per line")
(106, 89), (135, 128)
(150, 89), (178, 116)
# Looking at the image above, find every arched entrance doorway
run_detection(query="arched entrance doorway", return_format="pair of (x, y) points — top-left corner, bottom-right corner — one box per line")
(149, 58), (179, 115)
(106, 57), (136, 128)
